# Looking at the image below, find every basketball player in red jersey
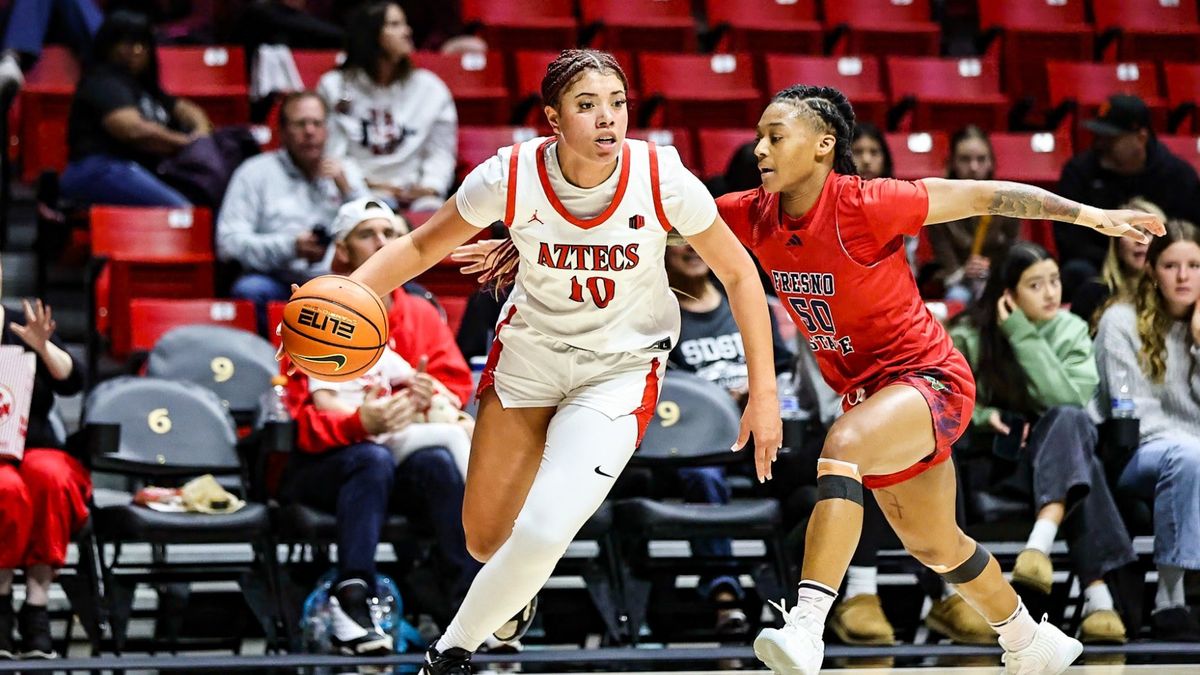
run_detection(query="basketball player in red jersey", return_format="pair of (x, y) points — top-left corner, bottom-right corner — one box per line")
(720, 85), (1164, 675)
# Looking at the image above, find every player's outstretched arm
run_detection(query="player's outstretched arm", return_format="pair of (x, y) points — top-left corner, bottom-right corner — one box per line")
(349, 196), (482, 297)
(686, 217), (783, 483)
(920, 177), (1166, 243)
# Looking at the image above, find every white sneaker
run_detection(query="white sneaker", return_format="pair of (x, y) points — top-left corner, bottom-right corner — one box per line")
(0, 53), (22, 98)
(754, 599), (825, 675)
(1001, 616), (1083, 674)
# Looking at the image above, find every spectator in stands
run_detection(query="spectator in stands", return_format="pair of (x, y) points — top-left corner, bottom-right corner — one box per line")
(1057, 95), (1200, 300)
(664, 242), (793, 635)
(281, 198), (478, 654)
(58, 10), (212, 207)
(0, 265), (88, 661)
(318, 1), (457, 213)
(950, 242), (1134, 644)
(1094, 219), (1200, 641)
(217, 91), (370, 334)
(849, 123), (892, 182)
(1071, 198), (1163, 330)
(0, 0), (101, 103)
(922, 126), (1022, 305)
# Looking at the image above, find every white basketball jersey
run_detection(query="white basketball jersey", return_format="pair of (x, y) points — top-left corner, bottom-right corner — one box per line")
(501, 137), (679, 354)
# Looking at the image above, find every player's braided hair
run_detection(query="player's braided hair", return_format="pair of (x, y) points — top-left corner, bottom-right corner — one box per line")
(475, 50), (629, 295)
(771, 85), (859, 176)
(541, 49), (629, 109)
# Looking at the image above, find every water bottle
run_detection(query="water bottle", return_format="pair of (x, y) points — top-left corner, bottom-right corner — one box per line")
(260, 375), (291, 424)
(1111, 369), (1136, 419)
(778, 372), (805, 450)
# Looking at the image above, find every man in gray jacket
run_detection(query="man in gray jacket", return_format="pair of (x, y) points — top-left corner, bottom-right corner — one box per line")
(217, 90), (370, 333)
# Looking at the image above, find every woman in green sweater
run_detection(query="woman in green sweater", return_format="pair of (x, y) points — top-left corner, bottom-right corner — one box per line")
(950, 242), (1135, 644)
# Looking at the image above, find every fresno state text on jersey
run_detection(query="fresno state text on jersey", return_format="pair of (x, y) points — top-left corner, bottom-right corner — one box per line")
(768, 270), (854, 355)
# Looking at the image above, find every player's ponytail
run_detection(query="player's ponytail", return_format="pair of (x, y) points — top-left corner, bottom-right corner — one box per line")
(771, 85), (859, 176)
(477, 237), (520, 296)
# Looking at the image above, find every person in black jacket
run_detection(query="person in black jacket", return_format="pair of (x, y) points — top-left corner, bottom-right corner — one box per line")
(1056, 94), (1200, 300)
(0, 264), (87, 660)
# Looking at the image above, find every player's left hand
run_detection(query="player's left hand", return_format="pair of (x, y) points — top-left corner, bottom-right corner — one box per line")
(734, 392), (782, 483)
(1089, 209), (1166, 243)
(451, 239), (505, 276)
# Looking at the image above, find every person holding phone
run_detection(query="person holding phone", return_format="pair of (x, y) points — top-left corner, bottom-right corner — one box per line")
(949, 242), (1134, 644)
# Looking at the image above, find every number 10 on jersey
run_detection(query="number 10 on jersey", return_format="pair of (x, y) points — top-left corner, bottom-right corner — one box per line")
(569, 275), (616, 309)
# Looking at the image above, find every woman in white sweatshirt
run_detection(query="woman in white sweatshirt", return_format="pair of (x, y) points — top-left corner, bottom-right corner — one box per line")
(318, 1), (457, 213)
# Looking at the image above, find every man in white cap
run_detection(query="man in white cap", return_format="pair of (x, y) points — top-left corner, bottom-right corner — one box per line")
(279, 198), (478, 656)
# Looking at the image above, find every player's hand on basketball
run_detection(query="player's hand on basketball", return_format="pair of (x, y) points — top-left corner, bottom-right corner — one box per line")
(735, 393), (783, 483)
(1087, 208), (1165, 243)
(451, 239), (504, 276)
(273, 285), (302, 374)
(986, 410), (1011, 436)
(10, 299), (56, 354)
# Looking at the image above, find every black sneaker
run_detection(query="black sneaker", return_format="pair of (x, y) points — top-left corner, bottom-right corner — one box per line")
(1152, 607), (1200, 642)
(493, 596), (537, 643)
(328, 579), (393, 656)
(420, 644), (473, 675)
(17, 604), (55, 659)
(0, 595), (13, 659)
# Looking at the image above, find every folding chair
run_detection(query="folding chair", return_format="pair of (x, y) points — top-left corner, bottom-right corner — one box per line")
(145, 324), (278, 430)
(1046, 61), (1167, 147)
(17, 46), (79, 182)
(697, 128), (755, 181)
(614, 372), (789, 642)
(157, 45), (250, 126)
(411, 51), (510, 125)
(88, 206), (215, 361)
(977, 0), (1092, 106)
(1164, 63), (1200, 134)
(1093, 0), (1200, 64)
(291, 49), (342, 88)
(580, 0), (695, 52)
(886, 56), (1009, 132)
(765, 55), (887, 128)
(461, 0), (577, 52)
(886, 132), (950, 181)
(456, 125), (538, 184)
(1159, 135), (1200, 175)
(989, 132), (1073, 189)
(629, 128), (696, 172)
(83, 376), (282, 652)
(703, 0), (821, 56)
(636, 53), (761, 130)
(824, 0), (939, 58)
(129, 298), (256, 354)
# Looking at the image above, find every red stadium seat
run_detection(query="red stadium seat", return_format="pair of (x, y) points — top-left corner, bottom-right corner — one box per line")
(1159, 135), (1200, 175)
(629, 128), (696, 172)
(1164, 63), (1200, 134)
(90, 206), (215, 357)
(703, 0), (822, 56)
(157, 46), (250, 126)
(765, 55), (887, 128)
(988, 132), (1073, 189)
(697, 128), (755, 181)
(637, 53), (762, 130)
(1093, 0), (1200, 64)
(291, 49), (342, 89)
(885, 131), (950, 181)
(17, 46), (80, 182)
(511, 49), (636, 128)
(462, 0), (577, 52)
(438, 295), (469, 335)
(977, 0), (1093, 106)
(824, 0), (939, 58)
(456, 126), (539, 184)
(580, 0), (695, 52)
(1046, 61), (1167, 145)
(128, 298), (256, 353)
(886, 56), (1009, 132)
(411, 51), (510, 125)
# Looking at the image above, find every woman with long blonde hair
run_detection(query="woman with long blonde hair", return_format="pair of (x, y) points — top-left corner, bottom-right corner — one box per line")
(1094, 219), (1200, 641)
(1071, 197), (1164, 327)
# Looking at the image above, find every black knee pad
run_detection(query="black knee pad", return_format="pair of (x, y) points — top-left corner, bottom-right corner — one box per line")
(938, 542), (991, 585)
(816, 474), (863, 506)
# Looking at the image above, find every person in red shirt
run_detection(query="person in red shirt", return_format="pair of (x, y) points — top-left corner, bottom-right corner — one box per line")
(723, 85), (1163, 675)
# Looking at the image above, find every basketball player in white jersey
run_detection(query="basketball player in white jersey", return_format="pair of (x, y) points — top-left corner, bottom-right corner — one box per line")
(338, 49), (782, 674)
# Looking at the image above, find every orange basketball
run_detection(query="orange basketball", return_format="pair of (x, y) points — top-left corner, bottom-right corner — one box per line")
(281, 275), (389, 382)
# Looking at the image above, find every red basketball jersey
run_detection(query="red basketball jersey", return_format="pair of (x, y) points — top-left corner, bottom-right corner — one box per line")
(718, 172), (969, 397)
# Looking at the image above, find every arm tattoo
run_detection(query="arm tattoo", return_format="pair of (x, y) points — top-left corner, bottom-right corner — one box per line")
(987, 184), (1083, 224)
